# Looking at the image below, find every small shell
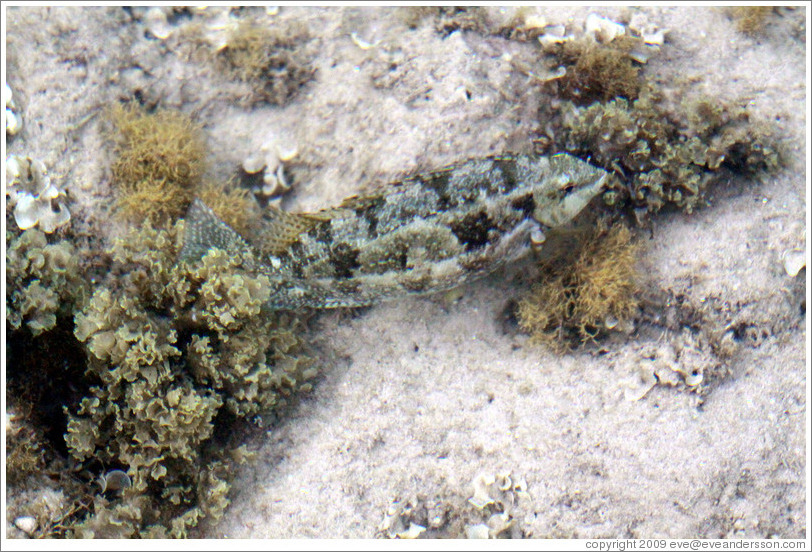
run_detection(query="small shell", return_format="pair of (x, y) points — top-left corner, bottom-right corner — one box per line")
(350, 32), (379, 50)
(397, 523), (426, 539)
(145, 7), (173, 40)
(242, 153), (268, 174)
(523, 15), (548, 29)
(642, 28), (666, 46)
(538, 24), (571, 50)
(469, 473), (496, 509)
(276, 143), (299, 162)
(496, 471), (513, 491)
(100, 469), (132, 493)
(466, 523), (490, 539)
(585, 13), (626, 43)
(628, 44), (657, 64)
(5, 82), (21, 135)
(684, 370), (703, 387)
(781, 247), (806, 277)
(530, 226), (546, 246)
(624, 366), (657, 401)
(261, 164), (291, 197)
(6, 108), (21, 135)
(14, 516), (38, 535)
(542, 66), (567, 82)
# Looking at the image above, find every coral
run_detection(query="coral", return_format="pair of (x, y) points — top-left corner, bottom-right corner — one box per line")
(517, 223), (640, 349)
(545, 90), (781, 214)
(64, 221), (315, 537)
(108, 104), (207, 224)
(6, 227), (85, 336)
(217, 20), (315, 106)
(6, 155), (71, 233)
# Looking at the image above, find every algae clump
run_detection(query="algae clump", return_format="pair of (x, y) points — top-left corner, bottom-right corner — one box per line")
(218, 20), (315, 106)
(549, 36), (645, 105)
(108, 104), (207, 224)
(540, 89), (781, 216)
(7, 227), (86, 336)
(517, 224), (640, 349)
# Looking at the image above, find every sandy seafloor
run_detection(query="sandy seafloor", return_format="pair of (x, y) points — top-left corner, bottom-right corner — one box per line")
(3, 4), (809, 540)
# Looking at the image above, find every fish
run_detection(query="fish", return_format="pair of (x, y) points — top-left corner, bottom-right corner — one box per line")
(178, 153), (608, 309)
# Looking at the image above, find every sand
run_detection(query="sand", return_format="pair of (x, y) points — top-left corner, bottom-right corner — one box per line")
(4, 4), (808, 540)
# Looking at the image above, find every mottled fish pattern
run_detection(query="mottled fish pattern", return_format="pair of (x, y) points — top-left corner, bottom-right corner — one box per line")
(179, 153), (608, 309)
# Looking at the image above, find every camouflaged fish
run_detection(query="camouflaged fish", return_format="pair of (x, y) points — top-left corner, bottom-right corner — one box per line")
(179, 153), (608, 309)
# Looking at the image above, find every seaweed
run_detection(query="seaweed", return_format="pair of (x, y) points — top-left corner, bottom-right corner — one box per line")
(398, 6), (490, 35)
(517, 223), (640, 349)
(217, 20), (315, 106)
(548, 35), (646, 105)
(108, 104), (207, 224)
(6, 227), (87, 336)
(59, 220), (316, 537)
(725, 6), (774, 35)
(539, 88), (781, 215)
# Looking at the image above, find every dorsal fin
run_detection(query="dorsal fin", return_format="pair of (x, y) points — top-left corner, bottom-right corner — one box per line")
(178, 198), (256, 266)
(259, 207), (329, 256)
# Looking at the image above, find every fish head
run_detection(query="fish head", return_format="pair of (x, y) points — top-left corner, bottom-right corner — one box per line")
(532, 154), (607, 228)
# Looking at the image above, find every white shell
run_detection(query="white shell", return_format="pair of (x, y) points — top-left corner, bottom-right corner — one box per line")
(14, 516), (37, 535)
(350, 32), (379, 50)
(782, 247), (806, 277)
(465, 523), (490, 539)
(242, 153), (267, 174)
(13, 194), (40, 230)
(523, 15), (548, 30)
(6, 108), (21, 135)
(145, 7), (173, 40)
(276, 143), (299, 162)
(585, 13), (626, 43)
(624, 366), (657, 401)
(397, 523), (426, 539)
(684, 371), (703, 387)
(100, 469), (132, 493)
(7, 156), (71, 233)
